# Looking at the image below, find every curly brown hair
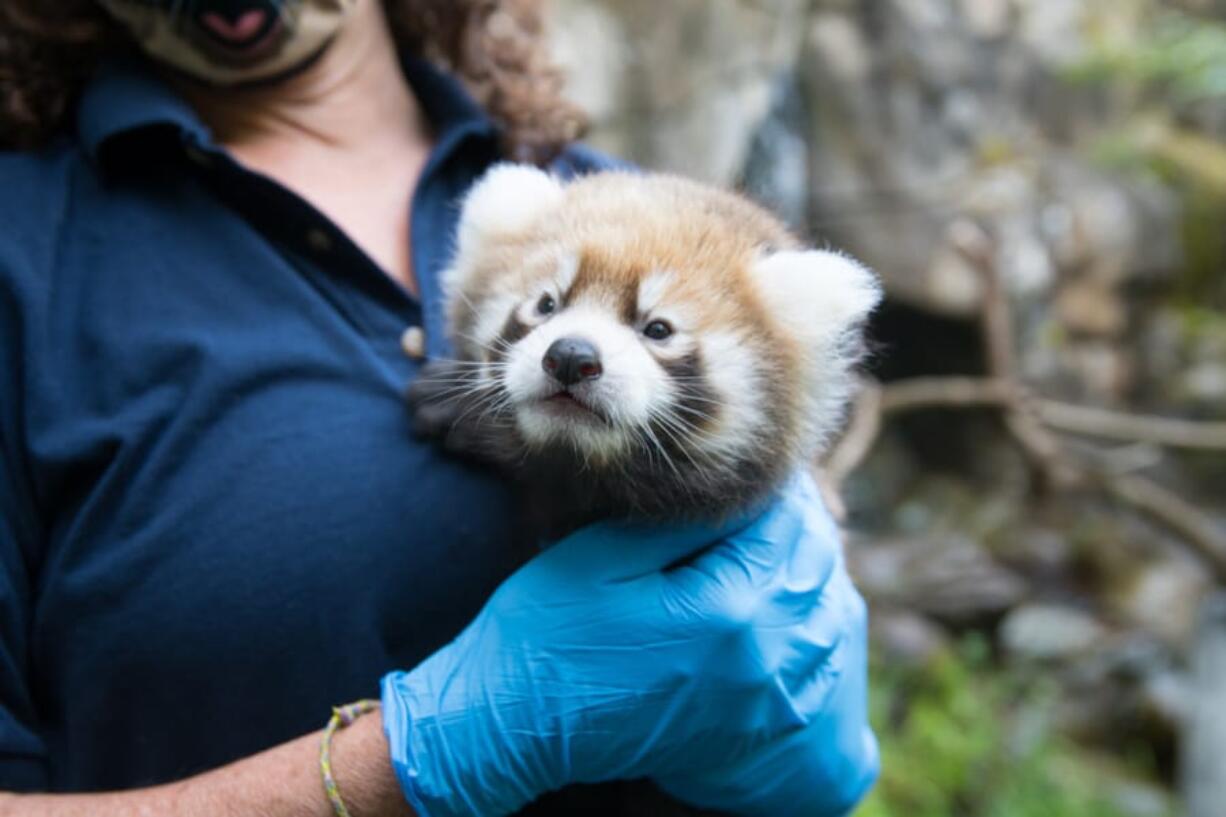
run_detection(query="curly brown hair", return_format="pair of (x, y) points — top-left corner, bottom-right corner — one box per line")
(0, 0), (586, 162)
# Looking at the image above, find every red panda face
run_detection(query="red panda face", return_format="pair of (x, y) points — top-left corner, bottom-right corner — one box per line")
(493, 252), (759, 464)
(442, 165), (882, 478)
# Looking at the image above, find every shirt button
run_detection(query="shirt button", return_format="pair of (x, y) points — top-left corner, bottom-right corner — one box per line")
(400, 326), (426, 359)
(184, 145), (212, 168)
(306, 228), (334, 253)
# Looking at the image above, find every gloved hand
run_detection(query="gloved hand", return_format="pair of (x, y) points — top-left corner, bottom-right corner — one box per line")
(381, 472), (854, 817)
(654, 503), (879, 817)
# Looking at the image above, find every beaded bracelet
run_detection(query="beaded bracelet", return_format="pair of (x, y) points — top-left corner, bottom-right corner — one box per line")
(320, 698), (381, 817)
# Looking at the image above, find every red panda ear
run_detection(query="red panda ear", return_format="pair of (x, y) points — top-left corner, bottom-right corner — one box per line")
(752, 250), (882, 344)
(456, 164), (565, 257)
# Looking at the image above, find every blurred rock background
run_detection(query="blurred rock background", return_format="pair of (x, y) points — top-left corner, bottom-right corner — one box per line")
(548, 1), (1226, 815)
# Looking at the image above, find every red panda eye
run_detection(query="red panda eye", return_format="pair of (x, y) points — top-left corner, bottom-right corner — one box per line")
(536, 293), (556, 316)
(643, 319), (673, 341)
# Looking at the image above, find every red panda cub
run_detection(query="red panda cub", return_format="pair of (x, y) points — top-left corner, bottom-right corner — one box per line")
(409, 166), (880, 815)
(410, 164), (881, 544)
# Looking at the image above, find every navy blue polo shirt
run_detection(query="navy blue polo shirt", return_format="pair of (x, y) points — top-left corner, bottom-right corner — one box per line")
(0, 55), (615, 793)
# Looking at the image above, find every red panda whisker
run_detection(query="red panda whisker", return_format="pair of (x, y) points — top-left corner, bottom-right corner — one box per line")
(636, 422), (687, 486)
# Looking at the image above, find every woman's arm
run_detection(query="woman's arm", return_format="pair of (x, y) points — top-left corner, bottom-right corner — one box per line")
(0, 708), (412, 817)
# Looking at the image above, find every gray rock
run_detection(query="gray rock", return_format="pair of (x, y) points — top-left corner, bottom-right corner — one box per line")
(870, 608), (951, 666)
(1181, 363), (1226, 405)
(1181, 593), (1226, 817)
(1000, 602), (1109, 661)
(1104, 778), (1178, 817)
(740, 74), (811, 232)
(1111, 557), (1213, 645)
(992, 526), (1077, 582)
(959, 0), (1010, 39)
(1016, 0), (1085, 65)
(848, 535), (1029, 625)
(551, 0), (810, 185)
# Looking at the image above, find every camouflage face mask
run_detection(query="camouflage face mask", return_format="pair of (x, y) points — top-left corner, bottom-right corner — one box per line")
(98, 0), (358, 86)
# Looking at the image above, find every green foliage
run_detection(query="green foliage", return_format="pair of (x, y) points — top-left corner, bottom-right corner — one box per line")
(1068, 8), (1226, 305)
(1070, 11), (1226, 105)
(857, 637), (1172, 817)
(1090, 124), (1226, 303)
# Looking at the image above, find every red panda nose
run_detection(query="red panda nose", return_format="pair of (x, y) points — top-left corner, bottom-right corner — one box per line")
(543, 337), (603, 386)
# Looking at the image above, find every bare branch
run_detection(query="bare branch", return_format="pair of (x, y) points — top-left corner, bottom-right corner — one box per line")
(1099, 472), (1226, 582)
(876, 376), (1013, 412)
(825, 372), (1226, 576)
(1037, 401), (1226, 451)
(963, 223), (1078, 487)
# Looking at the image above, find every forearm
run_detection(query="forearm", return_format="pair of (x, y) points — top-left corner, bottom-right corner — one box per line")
(0, 706), (413, 817)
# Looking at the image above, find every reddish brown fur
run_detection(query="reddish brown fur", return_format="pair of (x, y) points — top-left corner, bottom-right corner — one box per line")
(448, 172), (812, 460)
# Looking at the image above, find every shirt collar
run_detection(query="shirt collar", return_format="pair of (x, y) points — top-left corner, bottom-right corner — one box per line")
(77, 56), (208, 165)
(77, 52), (500, 169)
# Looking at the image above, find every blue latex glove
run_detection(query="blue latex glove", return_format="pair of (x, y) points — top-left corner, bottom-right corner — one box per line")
(656, 538), (879, 816)
(382, 472), (865, 817)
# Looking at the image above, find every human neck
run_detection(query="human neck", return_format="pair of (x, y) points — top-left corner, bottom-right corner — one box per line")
(176, 0), (428, 157)
(169, 0), (433, 292)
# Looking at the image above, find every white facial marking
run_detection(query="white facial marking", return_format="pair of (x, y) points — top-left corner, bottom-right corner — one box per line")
(634, 270), (698, 362)
(692, 329), (766, 461)
(637, 270), (675, 316)
(502, 304), (672, 459)
(552, 252), (580, 296)
(459, 251), (578, 361)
